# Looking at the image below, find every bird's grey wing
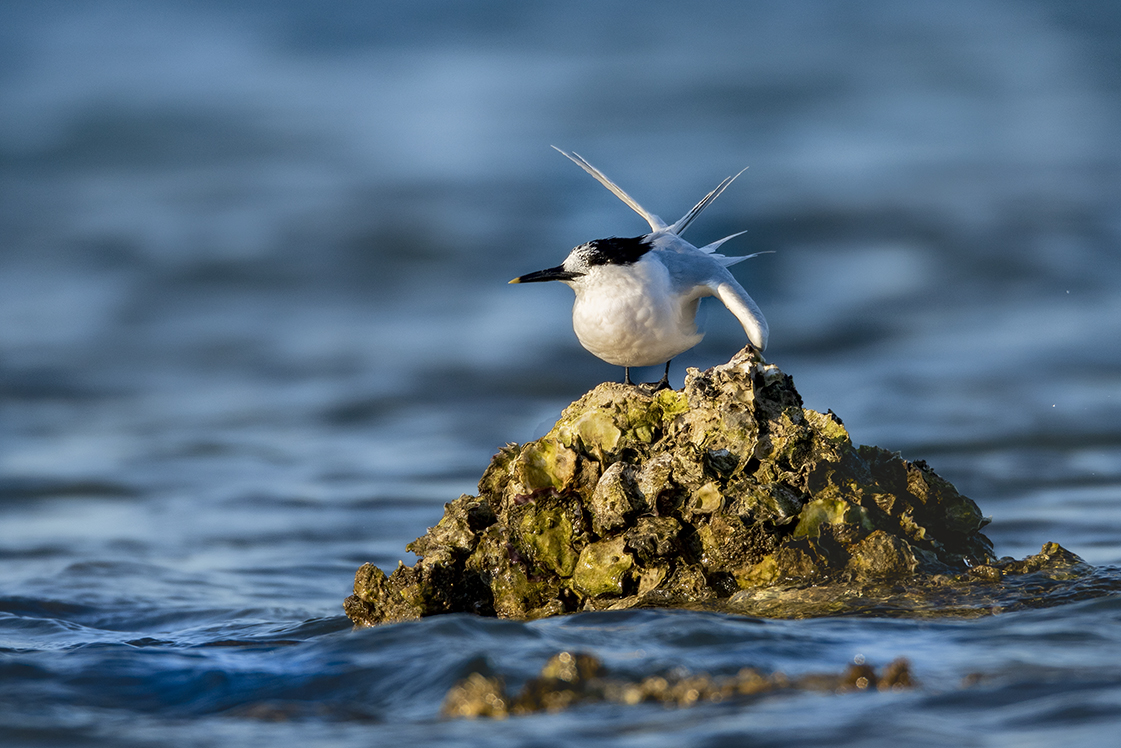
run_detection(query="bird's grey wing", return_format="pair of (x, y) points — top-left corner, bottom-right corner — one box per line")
(666, 167), (747, 236)
(657, 247), (769, 351)
(552, 147), (667, 232)
(710, 274), (769, 351)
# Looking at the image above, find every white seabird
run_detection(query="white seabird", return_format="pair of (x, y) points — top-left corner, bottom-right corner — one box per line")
(511, 148), (769, 388)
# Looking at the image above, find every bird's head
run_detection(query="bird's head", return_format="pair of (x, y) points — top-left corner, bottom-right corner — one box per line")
(509, 236), (651, 286)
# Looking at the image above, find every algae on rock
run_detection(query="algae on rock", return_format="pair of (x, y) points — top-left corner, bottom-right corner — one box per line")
(345, 347), (1090, 627)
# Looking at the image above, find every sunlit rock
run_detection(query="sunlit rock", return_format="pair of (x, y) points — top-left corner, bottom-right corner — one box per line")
(344, 347), (1093, 627)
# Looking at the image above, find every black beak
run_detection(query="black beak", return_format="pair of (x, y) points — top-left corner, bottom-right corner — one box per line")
(508, 265), (584, 284)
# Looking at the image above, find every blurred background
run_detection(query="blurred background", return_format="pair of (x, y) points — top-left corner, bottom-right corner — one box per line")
(3, 0), (1120, 577)
(1, 0), (1121, 734)
(2, 1), (1120, 742)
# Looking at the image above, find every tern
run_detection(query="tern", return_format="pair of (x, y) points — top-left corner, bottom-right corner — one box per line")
(510, 148), (769, 390)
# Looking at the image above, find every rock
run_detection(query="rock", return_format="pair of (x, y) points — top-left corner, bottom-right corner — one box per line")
(441, 651), (917, 718)
(344, 347), (1098, 627)
(587, 462), (640, 535)
(442, 673), (509, 719)
(573, 537), (633, 597)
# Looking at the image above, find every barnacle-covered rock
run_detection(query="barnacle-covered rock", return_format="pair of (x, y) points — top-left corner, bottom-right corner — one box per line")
(587, 462), (640, 535)
(344, 347), (1100, 627)
(573, 536), (633, 597)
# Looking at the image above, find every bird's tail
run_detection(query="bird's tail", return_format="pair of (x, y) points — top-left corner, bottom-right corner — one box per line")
(698, 230), (774, 267)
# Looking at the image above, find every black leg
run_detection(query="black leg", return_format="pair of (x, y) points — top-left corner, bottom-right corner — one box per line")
(653, 360), (672, 391)
(624, 367), (634, 386)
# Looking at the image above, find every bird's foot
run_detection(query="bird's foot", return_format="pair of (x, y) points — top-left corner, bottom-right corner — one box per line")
(623, 363), (674, 391)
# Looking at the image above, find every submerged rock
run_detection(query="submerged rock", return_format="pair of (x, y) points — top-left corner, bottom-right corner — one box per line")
(345, 348), (1094, 626)
(441, 651), (916, 719)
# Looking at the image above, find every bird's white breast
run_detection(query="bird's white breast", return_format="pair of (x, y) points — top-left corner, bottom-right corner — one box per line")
(568, 254), (704, 367)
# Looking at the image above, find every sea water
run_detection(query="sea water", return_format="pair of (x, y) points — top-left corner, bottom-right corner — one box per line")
(2, 2), (1120, 745)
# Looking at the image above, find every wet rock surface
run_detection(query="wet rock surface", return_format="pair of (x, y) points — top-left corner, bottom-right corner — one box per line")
(345, 348), (1094, 626)
(441, 651), (916, 719)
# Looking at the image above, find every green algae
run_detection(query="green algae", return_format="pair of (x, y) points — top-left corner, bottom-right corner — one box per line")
(344, 347), (1109, 628)
(515, 438), (577, 492)
(573, 537), (633, 597)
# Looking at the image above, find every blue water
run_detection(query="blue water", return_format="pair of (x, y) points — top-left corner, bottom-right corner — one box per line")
(2, 1), (1120, 745)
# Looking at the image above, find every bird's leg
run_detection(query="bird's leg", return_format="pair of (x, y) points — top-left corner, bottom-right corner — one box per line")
(624, 367), (634, 386)
(653, 360), (672, 391)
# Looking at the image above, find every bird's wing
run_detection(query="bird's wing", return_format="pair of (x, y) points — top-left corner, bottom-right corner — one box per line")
(655, 244), (770, 351)
(666, 167), (747, 236)
(552, 147), (667, 232)
(709, 275), (769, 351)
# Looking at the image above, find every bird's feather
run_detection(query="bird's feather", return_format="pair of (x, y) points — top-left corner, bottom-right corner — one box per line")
(553, 148), (748, 243)
(552, 147), (667, 231)
(709, 249), (774, 269)
(666, 229), (774, 268)
(696, 230), (748, 255)
(710, 277), (769, 351)
(666, 168), (748, 236)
